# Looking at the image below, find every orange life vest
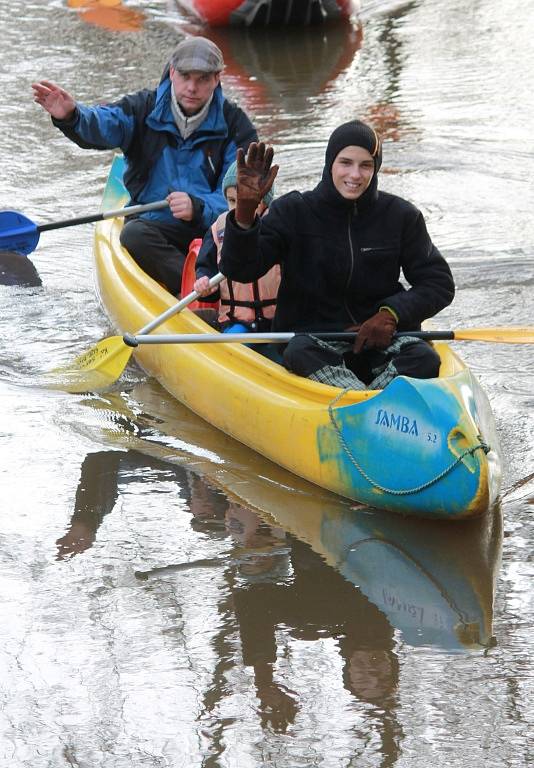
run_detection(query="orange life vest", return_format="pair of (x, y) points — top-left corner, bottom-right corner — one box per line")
(212, 210), (280, 327)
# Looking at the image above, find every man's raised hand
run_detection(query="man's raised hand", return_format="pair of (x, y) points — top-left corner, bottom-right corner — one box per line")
(31, 81), (76, 121)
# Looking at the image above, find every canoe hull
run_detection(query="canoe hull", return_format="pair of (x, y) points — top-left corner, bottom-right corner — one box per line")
(93, 157), (501, 520)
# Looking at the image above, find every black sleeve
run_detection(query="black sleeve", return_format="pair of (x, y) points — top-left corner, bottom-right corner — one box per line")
(219, 197), (291, 282)
(195, 228), (221, 301)
(383, 209), (455, 328)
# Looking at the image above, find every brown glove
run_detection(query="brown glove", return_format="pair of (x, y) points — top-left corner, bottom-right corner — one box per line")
(235, 142), (279, 228)
(353, 309), (397, 353)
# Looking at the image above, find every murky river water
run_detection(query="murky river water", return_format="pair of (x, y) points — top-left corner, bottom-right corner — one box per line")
(1, 0), (533, 765)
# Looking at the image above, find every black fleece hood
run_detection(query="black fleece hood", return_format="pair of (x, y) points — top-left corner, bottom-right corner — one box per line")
(317, 119), (382, 212)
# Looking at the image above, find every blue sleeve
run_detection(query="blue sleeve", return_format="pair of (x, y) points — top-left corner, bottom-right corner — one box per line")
(195, 105), (258, 229)
(52, 101), (136, 153)
(195, 141), (240, 229)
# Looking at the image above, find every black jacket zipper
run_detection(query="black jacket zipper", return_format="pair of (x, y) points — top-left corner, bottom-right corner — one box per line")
(344, 205), (358, 324)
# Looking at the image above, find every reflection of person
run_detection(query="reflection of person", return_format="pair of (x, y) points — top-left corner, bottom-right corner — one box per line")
(62, 447), (400, 748)
(32, 37), (257, 294)
(188, 498), (298, 732)
(55, 449), (190, 559)
(223, 503), (298, 732)
(230, 525), (400, 737)
(193, 160), (280, 334)
(220, 124), (455, 390)
(191, 497), (400, 738)
(55, 451), (122, 559)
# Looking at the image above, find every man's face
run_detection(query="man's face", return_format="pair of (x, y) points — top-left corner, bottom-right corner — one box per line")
(170, 67), (220, 116)
(331, 145), (375, 200)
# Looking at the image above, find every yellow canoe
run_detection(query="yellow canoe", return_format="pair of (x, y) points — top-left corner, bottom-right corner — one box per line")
(93, 157), (502, 520)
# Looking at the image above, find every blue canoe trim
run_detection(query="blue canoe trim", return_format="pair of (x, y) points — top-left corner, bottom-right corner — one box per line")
(317, 374), (486, 517)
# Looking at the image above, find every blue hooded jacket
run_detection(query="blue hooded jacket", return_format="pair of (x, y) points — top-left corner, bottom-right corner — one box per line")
(52, 77), (257, 230)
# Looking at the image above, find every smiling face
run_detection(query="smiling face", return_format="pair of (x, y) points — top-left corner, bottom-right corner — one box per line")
(331, 145), (375, 200)
(169, 67), (220, 116)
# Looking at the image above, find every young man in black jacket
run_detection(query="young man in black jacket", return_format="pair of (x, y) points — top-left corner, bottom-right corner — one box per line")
(219, 121), (455, 390)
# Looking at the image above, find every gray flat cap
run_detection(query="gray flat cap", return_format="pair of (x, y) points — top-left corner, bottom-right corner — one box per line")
(170, 37), (224, 73)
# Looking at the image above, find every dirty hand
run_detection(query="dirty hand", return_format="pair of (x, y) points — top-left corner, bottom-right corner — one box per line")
(193, 276), (214, 297)
(31, 80), (76, 121)
(235, 141), (279, 228)
(167, 191), (194, 221)
(353, 309), (397, 353)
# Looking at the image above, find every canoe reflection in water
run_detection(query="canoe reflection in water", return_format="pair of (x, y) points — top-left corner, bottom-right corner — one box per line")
(57, 424), (500, 738)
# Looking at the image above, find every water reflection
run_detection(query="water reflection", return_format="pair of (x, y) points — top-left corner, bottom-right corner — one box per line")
(66, 0), (145, 32)
(59, 444), (402, 745)
(62, 418), (500, 757)
(360, 2), (419, 142)
(0, 251), (41, 287)
(74, 386), (502, 653)
(55, 450), (122, 559)
(207, 506), (401, 746)
(182, 22), (363, 110)
(320, 504), (502, 650)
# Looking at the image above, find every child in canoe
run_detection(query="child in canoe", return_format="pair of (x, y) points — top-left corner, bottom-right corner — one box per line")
(218, 124), (455, 390)
(193, 161), (280, 334)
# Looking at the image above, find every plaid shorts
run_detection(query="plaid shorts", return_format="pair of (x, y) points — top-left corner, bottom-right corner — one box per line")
(308, 336), (422, 391)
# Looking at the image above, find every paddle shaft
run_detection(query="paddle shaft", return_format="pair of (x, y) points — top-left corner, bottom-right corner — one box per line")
(37, 199), (168, 233)
(137, 272), (225, 336)
(123, 330), (456, 347)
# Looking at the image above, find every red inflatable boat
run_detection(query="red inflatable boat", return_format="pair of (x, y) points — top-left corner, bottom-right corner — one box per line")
(175, 0), (359, 26)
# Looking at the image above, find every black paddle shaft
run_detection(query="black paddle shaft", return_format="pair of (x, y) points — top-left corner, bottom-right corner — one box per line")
(38, 213), (106, 232)
(304, 331), (456, 341)
(37, 199), (168, 233)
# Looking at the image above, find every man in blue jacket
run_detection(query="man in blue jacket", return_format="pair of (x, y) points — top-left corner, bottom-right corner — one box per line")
(32, 37), (258, 295)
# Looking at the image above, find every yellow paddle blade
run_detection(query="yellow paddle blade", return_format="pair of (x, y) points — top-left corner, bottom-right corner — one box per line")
(45, 335), (133, 393)
(455, 327), (534, 344)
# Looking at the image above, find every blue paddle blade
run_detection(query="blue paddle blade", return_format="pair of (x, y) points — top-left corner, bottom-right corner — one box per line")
(0, 210), (40, 255)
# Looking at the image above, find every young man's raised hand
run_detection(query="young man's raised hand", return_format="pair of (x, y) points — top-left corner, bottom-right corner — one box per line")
(235, 142), (278, 229)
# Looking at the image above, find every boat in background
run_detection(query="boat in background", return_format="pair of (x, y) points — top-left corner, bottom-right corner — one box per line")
(66, 0), (145, 31)
(174, 0), (360, 26)
(92, 156), (502, 520)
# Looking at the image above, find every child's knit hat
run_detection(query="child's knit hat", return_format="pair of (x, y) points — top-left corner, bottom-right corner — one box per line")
(222, 161), (275, 207)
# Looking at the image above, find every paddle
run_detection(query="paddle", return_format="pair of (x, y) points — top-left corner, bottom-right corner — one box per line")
(46, 272), (225, 393)
(123, 327), (534, 347)
(0, 199), (169, 256)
